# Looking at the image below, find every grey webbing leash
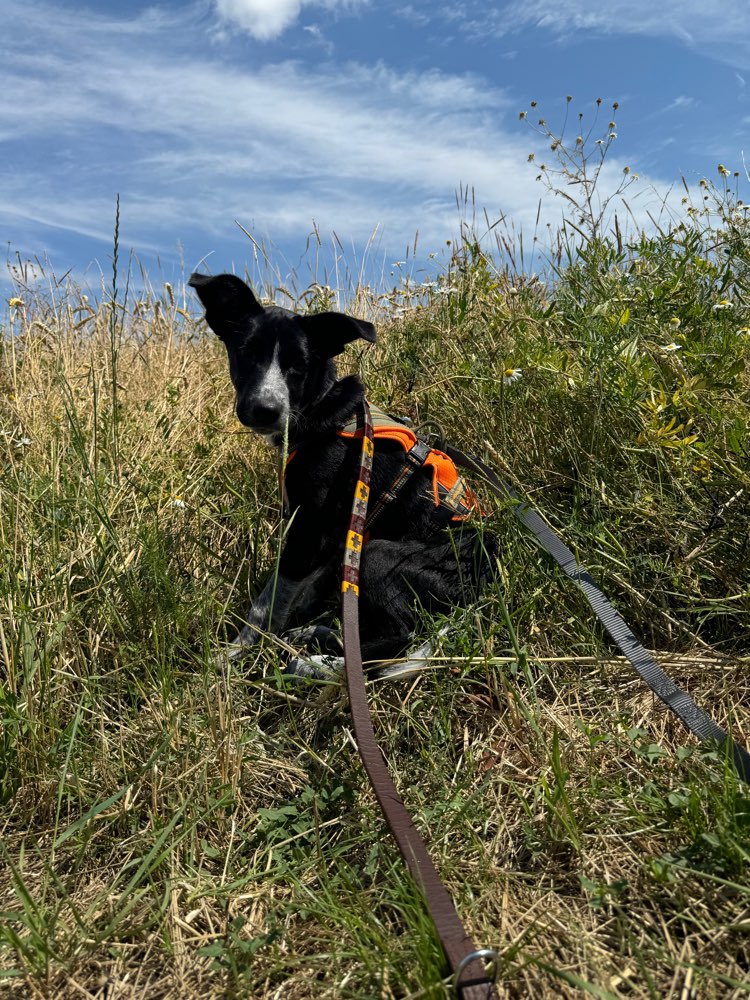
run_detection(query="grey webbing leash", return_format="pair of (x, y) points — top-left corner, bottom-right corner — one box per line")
(443, 442), (750, 784)
(336, 404), (748, 997)
(340, 401), (499, 999)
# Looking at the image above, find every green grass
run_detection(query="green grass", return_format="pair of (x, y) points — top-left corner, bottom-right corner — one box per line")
(1, 159), (750, 997)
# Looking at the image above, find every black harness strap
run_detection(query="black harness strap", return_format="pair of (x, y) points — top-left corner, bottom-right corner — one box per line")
(444, 442), (750, 784)
(364, 439), (432, 532)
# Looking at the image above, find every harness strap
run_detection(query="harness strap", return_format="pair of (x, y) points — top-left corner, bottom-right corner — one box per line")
(341, 400), (499, 999)
(443, 442), (750, 784)
(363, 439), (432, 532)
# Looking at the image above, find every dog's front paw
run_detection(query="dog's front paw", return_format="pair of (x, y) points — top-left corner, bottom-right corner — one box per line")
(283, 653), (343, 683)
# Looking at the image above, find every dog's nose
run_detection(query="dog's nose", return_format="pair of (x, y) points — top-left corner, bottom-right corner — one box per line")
(241, 403), (283, 429)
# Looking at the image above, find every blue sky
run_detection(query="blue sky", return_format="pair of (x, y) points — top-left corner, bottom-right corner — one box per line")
(2, 0), (749, 294)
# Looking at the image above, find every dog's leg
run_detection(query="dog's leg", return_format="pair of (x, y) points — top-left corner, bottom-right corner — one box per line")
(221, 564), (331, 662)
(358, 532), (497, 660)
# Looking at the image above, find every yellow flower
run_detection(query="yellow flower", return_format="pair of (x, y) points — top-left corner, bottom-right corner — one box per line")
(8, 297), (23, 308)
(669, 317), (681, 327)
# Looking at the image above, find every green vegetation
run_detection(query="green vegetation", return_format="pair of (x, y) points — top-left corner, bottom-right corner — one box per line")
(1, 117), (749, 996)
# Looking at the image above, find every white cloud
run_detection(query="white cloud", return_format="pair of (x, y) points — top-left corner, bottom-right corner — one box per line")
(0, 0), (695, 285)
(214, 0), (365, 40)
(215, 0), (303, 39)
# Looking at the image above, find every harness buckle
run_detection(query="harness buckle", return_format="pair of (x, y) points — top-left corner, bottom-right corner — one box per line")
(406, 439), (432, 467)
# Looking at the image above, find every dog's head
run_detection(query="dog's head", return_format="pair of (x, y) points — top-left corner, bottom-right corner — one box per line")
(189, 272), (376, 437)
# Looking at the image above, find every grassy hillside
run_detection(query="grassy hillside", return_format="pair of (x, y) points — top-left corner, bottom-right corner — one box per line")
(1, 178), (749, 997)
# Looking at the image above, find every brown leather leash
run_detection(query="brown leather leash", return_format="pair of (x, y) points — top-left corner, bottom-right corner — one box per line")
(340, 400), (499, 999)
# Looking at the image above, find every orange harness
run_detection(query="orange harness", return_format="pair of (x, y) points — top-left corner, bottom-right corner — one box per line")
(335, 402), (483, 525)
(284, 403), (483, 527)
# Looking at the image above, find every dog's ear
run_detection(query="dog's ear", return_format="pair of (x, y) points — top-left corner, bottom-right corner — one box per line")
(188, 273), (263, 334)
(299, 311), (376, 358)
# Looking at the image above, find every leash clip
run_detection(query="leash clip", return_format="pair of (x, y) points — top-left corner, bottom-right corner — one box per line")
(453, 947), (499, 994)
(415, 418), (448, 453)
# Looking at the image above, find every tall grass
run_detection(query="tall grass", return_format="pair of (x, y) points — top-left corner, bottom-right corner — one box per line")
(1, 131), (749, 997)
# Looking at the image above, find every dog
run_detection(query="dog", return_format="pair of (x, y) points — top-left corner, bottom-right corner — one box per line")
(189, 271), (497, 675)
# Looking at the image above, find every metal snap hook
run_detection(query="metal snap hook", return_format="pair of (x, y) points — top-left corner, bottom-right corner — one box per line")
(453, 947), (499, 993)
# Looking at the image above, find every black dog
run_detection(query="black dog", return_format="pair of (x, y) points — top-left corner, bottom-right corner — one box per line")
(189, 272), (497, 672)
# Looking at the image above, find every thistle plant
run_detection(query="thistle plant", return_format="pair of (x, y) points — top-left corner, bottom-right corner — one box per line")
(520, 96), (638, 245)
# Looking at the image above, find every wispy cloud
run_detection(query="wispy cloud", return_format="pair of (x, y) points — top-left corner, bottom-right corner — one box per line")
(1, 0), (528, 264)
(1, 0), (691, 285)
(396, 0), (750, 69)
(501, 0), (750, 45)
(645, 95), (696, 120)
